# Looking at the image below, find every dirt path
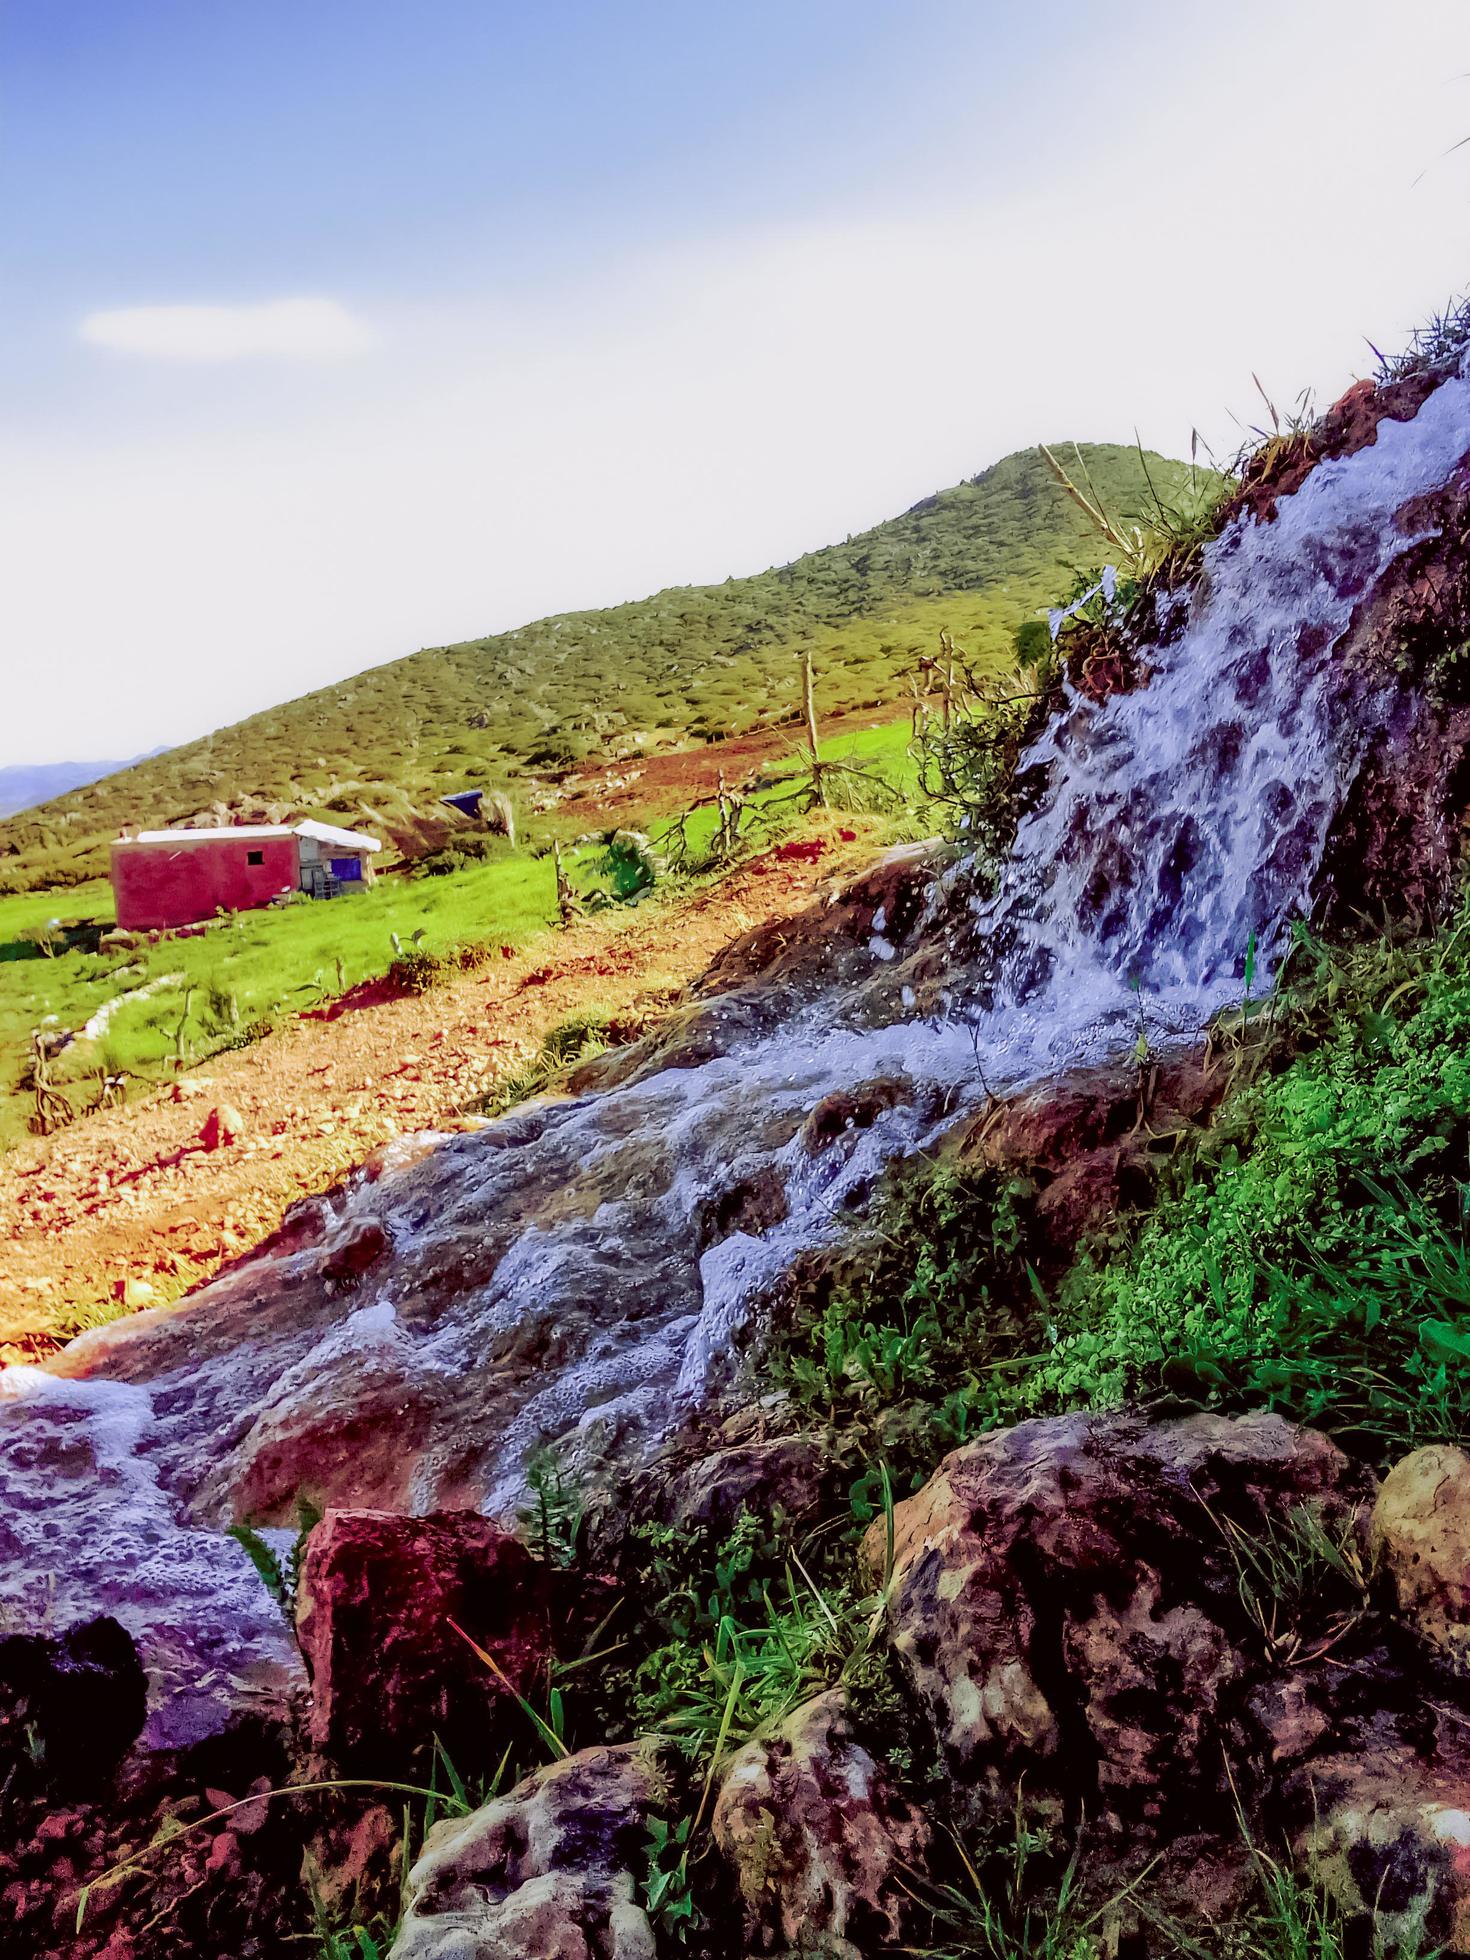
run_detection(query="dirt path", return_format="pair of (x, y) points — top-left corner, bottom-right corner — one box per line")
(2, 836), (868, 1358)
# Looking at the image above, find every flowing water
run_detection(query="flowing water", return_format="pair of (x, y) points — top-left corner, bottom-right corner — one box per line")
(4, 363), (1469, 1748)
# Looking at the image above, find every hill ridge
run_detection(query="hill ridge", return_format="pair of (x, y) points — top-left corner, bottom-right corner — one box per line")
(0, 442), (1204, 890)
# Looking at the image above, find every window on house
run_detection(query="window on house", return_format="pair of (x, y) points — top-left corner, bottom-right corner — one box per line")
(246, 850), (265, 865)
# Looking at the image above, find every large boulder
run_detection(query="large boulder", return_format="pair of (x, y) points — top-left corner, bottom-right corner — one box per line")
(862, 1410), (1370, 1831)
(711, 1688), (927, 1956)
(296, 1509), (554, 1776)
(392, 1741), (665, 1960)
(1373, 1444), (1470, 1668)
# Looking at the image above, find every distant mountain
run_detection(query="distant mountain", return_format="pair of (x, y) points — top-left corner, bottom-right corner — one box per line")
(0, 444), (1210, 891)
(0, 754), (162, 820)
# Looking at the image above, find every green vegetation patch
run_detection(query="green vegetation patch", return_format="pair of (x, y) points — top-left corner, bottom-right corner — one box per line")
(767, 902), (1470, 1475)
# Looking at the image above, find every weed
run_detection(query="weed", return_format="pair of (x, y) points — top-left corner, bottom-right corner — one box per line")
(228, 1496), (324, 1627)
(1203, 1500), (1373, 1667)
(518, 1443), (586, 1569)
(642, 1814), (698, 1944)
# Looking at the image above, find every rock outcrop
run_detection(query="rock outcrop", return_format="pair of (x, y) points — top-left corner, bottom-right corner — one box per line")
(393, 1741), (666, 1960)
(864, 1410), (1372, 1829)
(1373, 1443), (1470, 1668)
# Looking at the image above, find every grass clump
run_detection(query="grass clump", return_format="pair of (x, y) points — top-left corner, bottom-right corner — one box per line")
(1027, 909), (1470, 1458)
(770, 1161), (1047, 1499)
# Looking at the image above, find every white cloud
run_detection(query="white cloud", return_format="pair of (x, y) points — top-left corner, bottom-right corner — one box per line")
(77, 296), (376, 362)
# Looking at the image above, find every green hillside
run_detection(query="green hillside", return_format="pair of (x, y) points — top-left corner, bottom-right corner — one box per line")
(0, 443), (1202, 892)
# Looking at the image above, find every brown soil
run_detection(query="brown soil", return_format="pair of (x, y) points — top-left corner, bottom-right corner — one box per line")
(553, 703), (907, 826)
(2, 833), (872, 1359)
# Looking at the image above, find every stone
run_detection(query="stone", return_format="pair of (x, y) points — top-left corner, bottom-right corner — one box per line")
(0, 1616), (147, 1798)
(862, 1409), (1369, 1829)
(651, 1434), (833, 1538)
(1289, 1703), (1470, 1956)
(319, 1217), (391, 1285)
(1373, 1444), (1470, 1667)
(296, 1510), (554, 1776)
(393, 1741), (664, 1960)
(199, 1103), (245, 1151)
(712, 1689), (927, 1956)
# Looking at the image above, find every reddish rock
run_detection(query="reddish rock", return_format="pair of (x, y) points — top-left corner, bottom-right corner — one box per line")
(1221, 368), (1448, 529)
(296, 1510), (555, 1776)
(800, 1076), (912, 1155)
(958, 1052), (1227, 1270)
(198, 1104), (245, 1151)
(319, 1217), (391, 1284)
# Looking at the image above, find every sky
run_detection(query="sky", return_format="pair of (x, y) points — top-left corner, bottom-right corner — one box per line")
(2, 1), (1468, 767)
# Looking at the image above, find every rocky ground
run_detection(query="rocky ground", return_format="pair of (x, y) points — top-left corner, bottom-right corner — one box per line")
(1, 832), (869, 1359)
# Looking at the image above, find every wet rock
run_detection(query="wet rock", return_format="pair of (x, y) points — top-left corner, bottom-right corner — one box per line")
(863, 1410), (1368, 1829)
(696, 1167), (789, 1247)
(1373, 1444), (1470, 1666)
(319, 1217), (391, 1284)
(800, 1076), (912, 1156)
(1221, 368), (1448, 528)
(0, 1616), (146, 1797)
(1315, 452), (1470, 935)
(296, 1510), (554, 1776)
(960, 1053), (1227, 1272)
(638, 1431), (834, 1540)
(393, 1741), (664, 1960)
(711, 1689), (927, 1955)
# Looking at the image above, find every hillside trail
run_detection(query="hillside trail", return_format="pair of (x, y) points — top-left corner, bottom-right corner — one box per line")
(0, 834), (870, 1359)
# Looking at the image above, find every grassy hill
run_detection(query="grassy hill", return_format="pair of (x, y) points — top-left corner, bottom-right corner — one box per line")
(0, 442), (1202, 892)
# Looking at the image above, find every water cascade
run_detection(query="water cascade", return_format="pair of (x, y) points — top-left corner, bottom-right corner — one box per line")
(4, 361), (1469, 1747)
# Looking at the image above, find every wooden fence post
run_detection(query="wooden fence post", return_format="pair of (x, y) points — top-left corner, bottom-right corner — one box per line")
(801, 650), (828, 808)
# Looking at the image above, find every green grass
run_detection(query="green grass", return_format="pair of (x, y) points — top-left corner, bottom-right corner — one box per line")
(0, 444), (1210, 894)
(768, 896), (1470, 1478)
(0, 716), (926, 1151)
(0, 847), (564, 1148)
(1025, 910), (1470, 1455)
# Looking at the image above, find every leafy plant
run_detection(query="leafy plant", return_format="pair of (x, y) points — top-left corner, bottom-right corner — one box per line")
(228, 1495), (323, 1625)
(642, 1814), (698, 1944)
(518, 1443), (586, 1569)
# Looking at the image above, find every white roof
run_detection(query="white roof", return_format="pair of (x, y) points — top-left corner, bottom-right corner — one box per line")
(121, 820), (381, 851)
(125, 825), (293, 844)
(294, 819), (382, 852)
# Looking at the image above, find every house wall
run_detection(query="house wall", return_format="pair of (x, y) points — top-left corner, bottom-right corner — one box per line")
(111, 836), (301, 930)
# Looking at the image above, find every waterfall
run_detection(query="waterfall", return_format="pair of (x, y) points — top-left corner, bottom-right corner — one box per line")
(3, 362), (1468, 1749)
(971, 359), (1470, 1079)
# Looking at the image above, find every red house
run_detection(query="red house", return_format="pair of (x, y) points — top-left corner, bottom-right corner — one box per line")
(110, 820), (382, 931)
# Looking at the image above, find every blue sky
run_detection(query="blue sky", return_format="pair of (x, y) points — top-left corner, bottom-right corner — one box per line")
(3, 0), (1468, 764)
